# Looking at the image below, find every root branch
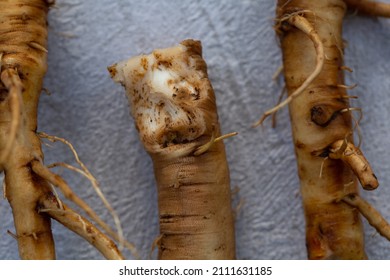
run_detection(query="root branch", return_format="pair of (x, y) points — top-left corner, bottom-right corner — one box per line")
(194, 131), (237, 156)
(0, 69), (23, 164)
(344, 0), (390, 18)
(38, 132), (128, 253)
(39, 198), (124, 260)
(31, 159), (139, 258)
(342, 194), (390, 241)
(254, 14), (324, 127)
(330, 140), (378, 190)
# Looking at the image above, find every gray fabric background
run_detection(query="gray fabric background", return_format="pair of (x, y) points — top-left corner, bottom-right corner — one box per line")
(1, 0), (390, 260)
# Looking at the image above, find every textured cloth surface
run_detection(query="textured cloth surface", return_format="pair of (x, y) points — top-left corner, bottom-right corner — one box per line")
(1, 0), (390, 259)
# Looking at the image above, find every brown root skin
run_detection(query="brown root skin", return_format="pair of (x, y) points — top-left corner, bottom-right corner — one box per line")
(254, 13), (324, 127)
(0, 69), (22, 166)
(344, 0), (390, 17)
(5, 159), (56, 259)
(276, 0), (367, 259)
(0, 0), (55, 259)
(1, 0), (126, 259)
(110, 40), (236, 260)
(152, 140), (235, 260)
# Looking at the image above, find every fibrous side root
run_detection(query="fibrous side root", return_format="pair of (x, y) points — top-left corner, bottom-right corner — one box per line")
(0, 68), (23, 164)
(342, 194), (390, 241)
(38, 132), (126, 252)
(194, 131), (238, 156)
(329, 139), (378, 190)
(31, 159), (139, 258)
(39, 196), (124, 260)
(254, 14), (324, 127)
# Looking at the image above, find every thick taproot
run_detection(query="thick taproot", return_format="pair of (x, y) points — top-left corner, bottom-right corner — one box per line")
(0, 0), (55, 259)
(110, 40), (236, 259)
(277, 0), (366, 259)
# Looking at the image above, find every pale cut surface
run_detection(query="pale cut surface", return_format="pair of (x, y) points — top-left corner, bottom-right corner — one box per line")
(109, 40), (236, 259)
